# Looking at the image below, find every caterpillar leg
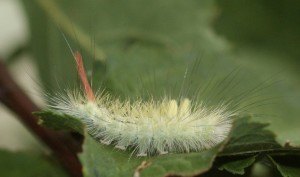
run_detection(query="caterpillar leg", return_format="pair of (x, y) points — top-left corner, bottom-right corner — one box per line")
(100, 139), (112, 145)
(115, 145), (126, 150)
(159, 151), (168, 155)
(136, 152), (147, 157)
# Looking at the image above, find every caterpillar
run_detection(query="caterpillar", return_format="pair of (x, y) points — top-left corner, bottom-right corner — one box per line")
(48, 51), (237, 157)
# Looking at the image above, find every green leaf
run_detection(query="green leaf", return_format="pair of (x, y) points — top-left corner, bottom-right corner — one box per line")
(268, 155), (300, 177)
(216, 117), (300, 176)
(218, 156), (256, 175)
(36, 111), (300, 177)
(34, 110), (84, 134)
(221, 116), (282, 156)
(36, 109), (300, 177)
(80, 135), (221, 177)
(0, 149), (68, 177)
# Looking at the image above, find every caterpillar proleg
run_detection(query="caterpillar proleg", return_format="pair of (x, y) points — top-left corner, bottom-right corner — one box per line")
(48, 51), (237, 157)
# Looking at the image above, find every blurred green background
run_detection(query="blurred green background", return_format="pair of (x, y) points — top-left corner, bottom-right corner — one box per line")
(0, 0), (299, 172)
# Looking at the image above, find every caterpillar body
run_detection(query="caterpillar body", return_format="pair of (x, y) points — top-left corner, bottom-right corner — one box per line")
(48, 52), (235, 156)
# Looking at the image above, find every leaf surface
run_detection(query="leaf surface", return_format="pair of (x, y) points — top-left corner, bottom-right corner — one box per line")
(0, 149), (68, 177)
(35, 110), (84, 134)
(221, 116), (281, 156)
(80, 135), (221, 177)
(219, 156), (256, 175)
(268, 155), (300, 177)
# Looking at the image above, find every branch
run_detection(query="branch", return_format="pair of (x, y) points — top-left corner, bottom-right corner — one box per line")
(0, 59), (82, 177)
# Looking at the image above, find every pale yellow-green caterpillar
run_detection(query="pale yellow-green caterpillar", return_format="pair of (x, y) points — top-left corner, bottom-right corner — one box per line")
(48, 52), (236, 156)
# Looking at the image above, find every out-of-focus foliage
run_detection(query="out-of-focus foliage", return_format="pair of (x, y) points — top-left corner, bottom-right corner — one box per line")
(215, 0), (300, 65)
(0, 150), (68, 177)
(214, 0), (300, 145)
(1, 0), (299, 176)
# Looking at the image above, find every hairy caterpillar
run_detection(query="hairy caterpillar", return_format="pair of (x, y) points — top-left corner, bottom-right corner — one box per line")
(48, 51), (243, 157)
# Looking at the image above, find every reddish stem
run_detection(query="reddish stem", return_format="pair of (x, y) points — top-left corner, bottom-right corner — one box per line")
(0, 60), (82, 177)
(74, 51), (96, 102)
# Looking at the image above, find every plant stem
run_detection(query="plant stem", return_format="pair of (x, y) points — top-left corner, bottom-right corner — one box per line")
(0, 59), (82, 177)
